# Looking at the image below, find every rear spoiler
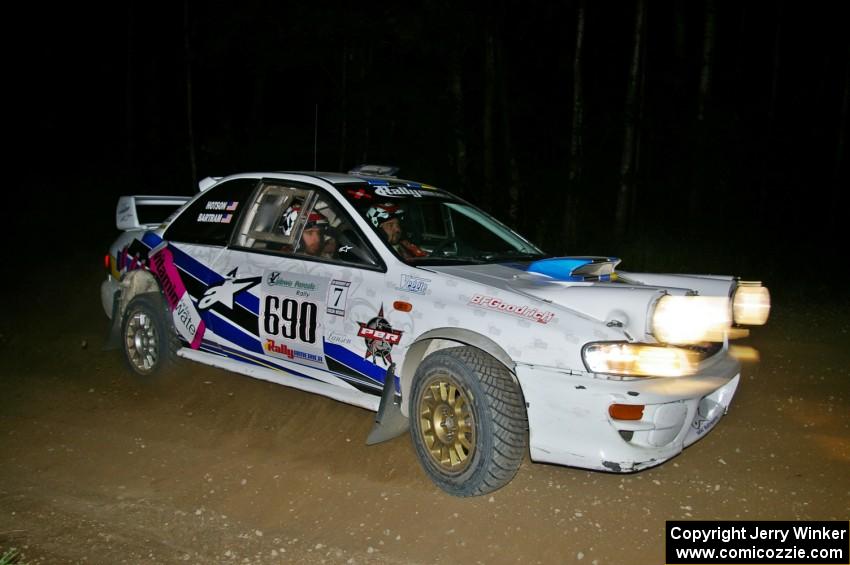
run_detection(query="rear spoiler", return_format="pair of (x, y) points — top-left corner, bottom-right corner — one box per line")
(116, 195), (192, 231)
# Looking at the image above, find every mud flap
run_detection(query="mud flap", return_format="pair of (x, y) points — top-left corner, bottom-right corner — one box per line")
(366, 363), (409, 445)
(102, 289), (122, 351)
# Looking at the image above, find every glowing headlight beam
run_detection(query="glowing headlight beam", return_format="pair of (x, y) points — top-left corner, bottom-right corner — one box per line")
(583, 343), (699, 377)
(733, 283), (771, 326)
(652, 295), (731, 345)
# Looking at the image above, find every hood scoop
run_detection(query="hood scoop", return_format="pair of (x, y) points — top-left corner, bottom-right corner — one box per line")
(527, 256), (621, 282)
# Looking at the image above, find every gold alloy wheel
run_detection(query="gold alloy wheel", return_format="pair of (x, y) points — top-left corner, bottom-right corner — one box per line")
(125, 311), (159, 373)
(418, 374), (476, 473)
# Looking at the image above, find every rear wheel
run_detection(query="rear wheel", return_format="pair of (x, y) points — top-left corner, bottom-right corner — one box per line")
(409, 346), (528, 496)
(121, 293), (179, 378)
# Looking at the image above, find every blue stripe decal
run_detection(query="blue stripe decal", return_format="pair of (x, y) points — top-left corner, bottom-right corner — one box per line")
(364, 178), (390, 186)
(170, 242), (259, 315)
(235, 290), (260, 315)
(167, 244), (222, 287)
(211, 312), (264, 355)
(143, 232), (259, 315)
(211, 340), (320, 382)
(323, 342), (388, 384)
(142, 231), (163, 248)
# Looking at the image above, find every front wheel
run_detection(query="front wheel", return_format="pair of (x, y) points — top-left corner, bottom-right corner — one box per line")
(409, 346), (528, 496)
(120, 293), (179, 378)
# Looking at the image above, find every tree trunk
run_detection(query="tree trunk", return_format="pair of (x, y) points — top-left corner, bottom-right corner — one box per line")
(689, 0), (716, 225)
(697, 0), (716, 122)
(313, 104), (318, 171)
(183, 0), (197, 190)
(251, 74), (266, 139)
(768, 1), (783, 124)
(831, 53), (850, 233)
(338, 46), (348, 172)
(615, 0), (645, 239)
(497, 42), (520, 225)
(449, 54), (468, 196)
(125, 1), (135, 179)
(360, 46), (372, 164)
(631, 16), (648, 236)
(563, 0), (586, 248)
(483, 30), (496, 210)
(673, 1), (686, 63)
(759, 1), (783, 229)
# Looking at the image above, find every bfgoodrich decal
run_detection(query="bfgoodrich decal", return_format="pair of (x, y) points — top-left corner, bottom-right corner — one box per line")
(469, 294), (555, 324)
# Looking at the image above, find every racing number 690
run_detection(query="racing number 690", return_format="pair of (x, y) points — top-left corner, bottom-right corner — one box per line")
(263, 296), (317, 343)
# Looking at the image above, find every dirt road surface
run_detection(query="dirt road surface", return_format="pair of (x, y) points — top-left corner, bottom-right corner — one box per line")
(1, 248), (848, 564)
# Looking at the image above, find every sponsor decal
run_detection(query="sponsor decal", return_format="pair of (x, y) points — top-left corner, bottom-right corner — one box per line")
(149, 247), (206, 348)
(118, 239), (151, 274)
(398, 274), (429, 295)
(267, 272), (317, 296)
(326, 280), (351, 316)
(264, 338), (324, 364)
(263, 296), (319, 343)
(469, 294), (555, 324)
(692, 401), (723, 436)
(374, 186), (436, 198)
(198, 268), (260, 310)
(326, 332), (353, 346)
(346, 187), (374, 200)
(260, 271), (328, 367)
(197, 212), (233, 223)
(357, 305), (403, 366)
(204, 200), (239, 211)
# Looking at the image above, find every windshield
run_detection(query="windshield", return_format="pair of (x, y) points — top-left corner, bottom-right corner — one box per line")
(340, 182), (546, 264)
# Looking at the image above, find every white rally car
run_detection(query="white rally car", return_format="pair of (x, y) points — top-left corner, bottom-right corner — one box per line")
(101, 166), (770, 496)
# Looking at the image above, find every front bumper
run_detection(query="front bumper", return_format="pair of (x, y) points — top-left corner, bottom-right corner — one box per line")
(514, 353), (741, 472)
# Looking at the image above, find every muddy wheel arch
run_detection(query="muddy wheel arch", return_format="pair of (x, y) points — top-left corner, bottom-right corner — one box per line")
(398, 328), (516, 418)
(104, 269), (162, 349)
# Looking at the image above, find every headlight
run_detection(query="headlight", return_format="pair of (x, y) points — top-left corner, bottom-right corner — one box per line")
(732, 282), (771, 325)
(651, 295), (731, 344)
(582, 342), (700, 377)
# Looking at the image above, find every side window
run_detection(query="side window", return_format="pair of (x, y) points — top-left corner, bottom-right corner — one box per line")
(311, 197), (380, 267)
(232, 183), (381, 268)
(163, 179), (258, 246)
(232, 183), (313, 252)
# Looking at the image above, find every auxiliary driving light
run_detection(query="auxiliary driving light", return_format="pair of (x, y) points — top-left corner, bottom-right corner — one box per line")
(732, 282), (771, 325)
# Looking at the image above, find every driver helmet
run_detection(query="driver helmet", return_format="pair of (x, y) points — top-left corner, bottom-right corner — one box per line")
(280, 205), (329, 236)
(365, 202), (404, 228)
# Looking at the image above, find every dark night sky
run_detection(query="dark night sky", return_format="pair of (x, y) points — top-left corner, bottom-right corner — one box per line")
(10, 1), (850, 287)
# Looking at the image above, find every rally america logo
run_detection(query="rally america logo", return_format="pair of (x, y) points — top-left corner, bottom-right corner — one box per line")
(357, 305), (403, 366)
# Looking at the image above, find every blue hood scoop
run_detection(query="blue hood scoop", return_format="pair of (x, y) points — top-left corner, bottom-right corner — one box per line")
(527, 256), (621, 282)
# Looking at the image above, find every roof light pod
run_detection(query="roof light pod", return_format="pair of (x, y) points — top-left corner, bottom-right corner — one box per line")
(348, 164), (400, 177)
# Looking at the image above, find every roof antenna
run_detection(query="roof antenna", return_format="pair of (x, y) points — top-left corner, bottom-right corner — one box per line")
(313, 103), (318, 171)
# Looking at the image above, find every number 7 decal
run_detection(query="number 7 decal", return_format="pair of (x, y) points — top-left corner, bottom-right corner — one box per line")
(326, 280), (351, 317)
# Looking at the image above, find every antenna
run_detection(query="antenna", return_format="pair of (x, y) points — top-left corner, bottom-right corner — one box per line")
(313, 103), (318, 171)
